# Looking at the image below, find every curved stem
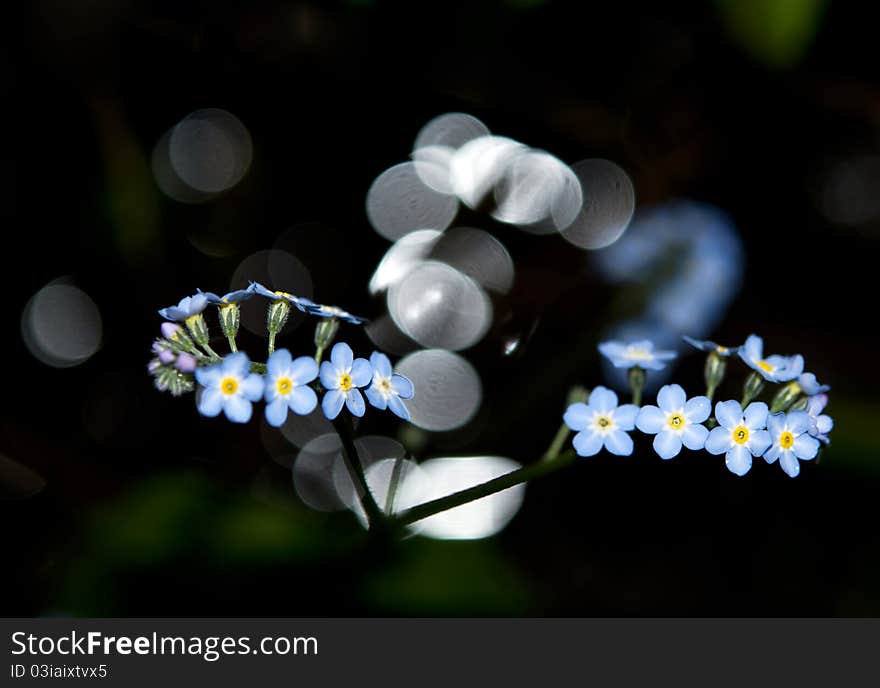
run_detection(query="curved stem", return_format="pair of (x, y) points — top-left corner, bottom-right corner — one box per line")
(542, 422), (571, 462)
(332, 414), (385, 529)
(390, 451), (576, 527)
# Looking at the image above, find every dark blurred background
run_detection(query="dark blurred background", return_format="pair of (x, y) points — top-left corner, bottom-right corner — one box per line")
(3, 0), (879, 617)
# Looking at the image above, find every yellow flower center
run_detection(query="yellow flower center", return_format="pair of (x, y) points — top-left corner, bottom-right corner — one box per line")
(669, 413), (685, 429)
(339, 373), (353, 392)
(595, 415), (613, 431)
(277, 377), (292, 395)
(716, 345), (728, 353)
(780, 431), (794, 449)
(323, 306), (344, 315)
(379, 378), (392, 393)
(733, 426), (749, 444)
(221, 377), (238, 395)
(625, 347), (653, 361)
(757, 360), (773, 373)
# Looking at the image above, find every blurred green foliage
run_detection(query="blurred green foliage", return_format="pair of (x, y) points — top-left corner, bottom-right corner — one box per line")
(716, 0), (828, 68)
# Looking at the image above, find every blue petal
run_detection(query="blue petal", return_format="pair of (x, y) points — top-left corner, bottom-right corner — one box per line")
(369, 351), (393, 378)
(387, 395), (410, 421)
(223, 396), (252, 423)
(684, 396), (711, 423)
(319, 361), (339, 389)
(598, 341), (627, 359)
(816, 415), (833, 435)
(767, 412), (785, 437)
(614, 404), (639, 431)
(653, 430), (682, 459)
(740, 334), (763, 362)
(222, 352), (250, 378)
(572, 430), (603, 457)
(793, 434), (819, 460)
(681, 423), (708, 450)
(322, 389), (345, 420)
(240, 374), (265, 402)
(289, 356), (319, 385)
(657, 384), (686, 412)
(345, 389), (366, 417)
(705, 426), (732, 455)
(604, 430), (633, 456)
(563, 403), (592, 431)
(365, 385), (388, 410)
(588, 386), (618, 413)
(189, 294), (208, 314)
(290, 386), (318, 415)
(198, 388), (223, 417)
(635, 405), (665, 434)
(743, 402), (768, 430)
(350, 358), (373, 388)
(787, 410), (810, 435)
(748, 430), (772, 456)
(763, 444), (781, 464)
(195, 365), (222, 388)
(265, 398), (289, 428)
(390, 374), (414, 399)
(714, 400), (743, 429)
(779, 450), (800, 478)
(330, 342), (353, 373)
(266, 349), (292, 378)
(725, 444), (752, 476)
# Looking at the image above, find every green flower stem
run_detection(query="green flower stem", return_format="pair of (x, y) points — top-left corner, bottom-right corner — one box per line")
(542, 422), (571, 462)
(332, 414), (385, 529)
(314, 345), (325, 365)
(202, 342), (223, 360)
(268, 331), (277, 356)
(226, 336), (238, 353)
(629, 366), (646, 406)
(390, 450), (577, 528)
(384, 454), (406, 516)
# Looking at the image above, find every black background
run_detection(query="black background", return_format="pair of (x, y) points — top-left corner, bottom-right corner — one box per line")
(4, 1), (879, 617)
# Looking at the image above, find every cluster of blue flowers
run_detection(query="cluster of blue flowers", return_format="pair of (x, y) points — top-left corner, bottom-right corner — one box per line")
(564, 334), (833, 478)
(148, 282), (414, 426)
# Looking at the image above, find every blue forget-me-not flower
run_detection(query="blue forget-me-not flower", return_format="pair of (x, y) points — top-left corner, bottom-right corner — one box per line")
(635, 384), (711, 459)
(320, 342), (373, 420)
(764, 410), (820, 478)
(263, 349), (319, 427)
(364, 351), (414, 420)
(682, 335), (739, 357)
(806, 394), (833, 445)
(599, 339), (677, 371)
(563, 386), (639, 457)
(704, 400), (772, 476)
(195, 352), (265, 423)
(798, 372), (830, 396)
(738, 334), (804, 383)
(158, 293), (210, 321)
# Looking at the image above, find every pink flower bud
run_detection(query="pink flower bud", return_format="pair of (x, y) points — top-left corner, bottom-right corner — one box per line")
(174, 352), (197, 373)
(161, 322), (181, 339)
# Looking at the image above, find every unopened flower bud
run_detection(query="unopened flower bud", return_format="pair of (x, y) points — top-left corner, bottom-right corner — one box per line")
(704, 351), (727, 400)
(770, 381), (802, 413)
(174, 352), (197, 373)
(160, 322), (181, 339)
(218, 302), (240, 340)
(741, 371), (765, 407)
(185, 313), (210, 347)
(314, 317), (340, 351)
